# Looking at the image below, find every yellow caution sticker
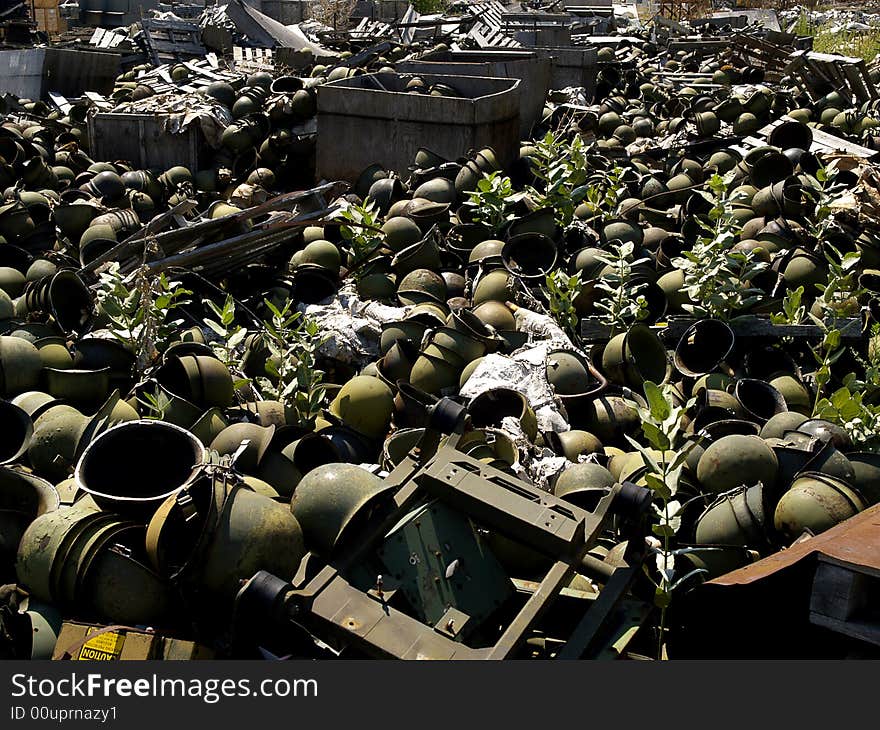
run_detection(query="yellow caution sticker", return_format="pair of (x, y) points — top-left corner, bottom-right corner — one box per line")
(75, 628), (126, 661)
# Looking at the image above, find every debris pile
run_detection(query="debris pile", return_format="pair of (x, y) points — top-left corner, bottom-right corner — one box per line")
(0, 3), (879, 661)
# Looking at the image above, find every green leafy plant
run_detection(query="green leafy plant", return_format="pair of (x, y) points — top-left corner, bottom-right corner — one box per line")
(462, 171), (516, 231)
(137, 387), (173, 421)
(257, 298), (328, 430)
(576, 165), (628, 226)
(338, 198), (384, 278)
(525, 132), (594, 227)
(95, 262), (192, 374)
(544, 269), (582, 343)
(593, 240), (650, 333)
(671, 173), (767, 320)
(814, 242), (863, 322)
(626, 382), (705, 659)
(204, 294), (250, 389)
(812, 323), (880, 450)
(771, 285), (806, 325)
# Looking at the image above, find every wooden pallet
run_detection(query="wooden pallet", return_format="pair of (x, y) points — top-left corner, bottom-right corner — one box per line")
(138, 17), (205, 66)
(785, 50), (879, 105)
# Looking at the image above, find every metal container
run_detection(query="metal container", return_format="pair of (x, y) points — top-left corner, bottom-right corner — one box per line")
(256, 0), (308, 24)
(397, 50), (551, 138)
(316, 73), (521, 182)
(87, 112), (205, 172)
(530, 46), (599, 95)
(0, 48), (119, 100)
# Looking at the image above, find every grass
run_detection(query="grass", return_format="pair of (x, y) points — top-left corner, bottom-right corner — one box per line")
(793, 10), (880, 63)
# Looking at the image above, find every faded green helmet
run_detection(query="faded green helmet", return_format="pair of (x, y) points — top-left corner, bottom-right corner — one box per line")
(300, 240), (341, 272)
(760, 411), (809, 440)
(769, 375), (811, 415)
(413, 177), (456, 204)
(546, 349), (594, 395)
(774, 472), (864, 539)
(694, 483), (769, 547)
(328, 376), (394, 439)
(397, 268), (447, 305)
(472, 270), (512, 305)
(554, 463), (615, 510)
(549, 430), (603, 461)
(290, 463), (394, 555)
(696, 434), (778, 494)
(205, 81), (235, 108)
(382, 216), (422, 253)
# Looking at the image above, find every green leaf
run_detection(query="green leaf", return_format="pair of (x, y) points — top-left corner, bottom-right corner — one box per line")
(654, 587), (672, 609)
(644, 473), (671, 500)
(642, 422), (670, 452)
(644, 381), (671, 421)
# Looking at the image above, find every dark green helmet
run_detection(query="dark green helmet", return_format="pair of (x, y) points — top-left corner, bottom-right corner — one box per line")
(290, 463), (394, 555)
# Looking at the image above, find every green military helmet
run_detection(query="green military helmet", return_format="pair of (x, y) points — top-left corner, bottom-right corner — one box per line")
(613, 124), (636, 144)
(696, 434), (778, 494)
(90, 170), (125, 201)
(413, 177), (456, 204)
(602, 219), (644, 247)
(358, 272), (397, 300)
(760, 410), (809, 439)
(381, 216), (422, 253)
(409, 353), (460, 395)
(553, 463), (615, 510)
(246, 71), (273, 89)
(597, 111), (621, 136)
(549, 430), (603, 461)
(209, 422), (276, 473)
(205, 81), (235, 108)
(0, 336), (43, 396)
(0, 266), (26, 298)
(397, 268), (447, 306)
(546, 349), (594, 395)
(472, 270), (512, 305)
(247, 167), (275, 188)
(694, 483), (769, 547)
(596, 46), (615, 62)
(161, 166), (192, 188)
(291, 89), (316, 119)
(471, 300), (515, 330)
(847, 453), (880, 505)
(468, 238), (505, 267)
(300, 239), (341, 272)
(303, 226), (326, 244)
(170, 64), (189, 82)
(79, 223), (117, 250)
(0, 289), (13, 319)
(290, 463), (394, 556)
(819, 107), (841, 126)
(459, 356), (485, 388)
(769, 374), (811, 415)
(774, 472), (864, 539)
(328, 375), (394, 439)
(232, 95), (260, 119)
(733, 112), (759, 136)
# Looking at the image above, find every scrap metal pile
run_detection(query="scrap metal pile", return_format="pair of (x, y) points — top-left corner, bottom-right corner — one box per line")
(1, 2), (880, 661)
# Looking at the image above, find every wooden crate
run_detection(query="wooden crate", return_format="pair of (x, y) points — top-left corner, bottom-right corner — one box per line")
(33, 7), (66, 35)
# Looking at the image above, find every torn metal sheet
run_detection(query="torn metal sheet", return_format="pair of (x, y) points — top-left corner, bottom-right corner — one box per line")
(300, 281), (409, 365)
(210, 0), (337, 56)
(459, 345), (570, 434)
